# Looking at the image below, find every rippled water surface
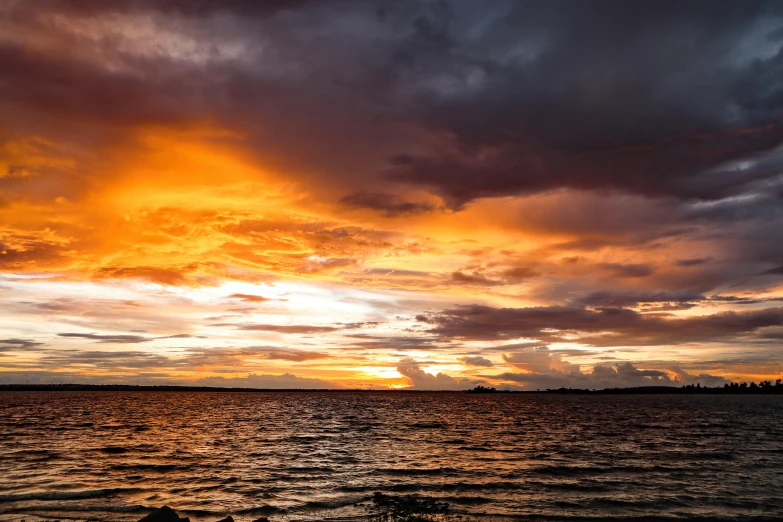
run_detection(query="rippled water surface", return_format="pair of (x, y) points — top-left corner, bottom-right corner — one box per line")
(1, 392), (783, 521)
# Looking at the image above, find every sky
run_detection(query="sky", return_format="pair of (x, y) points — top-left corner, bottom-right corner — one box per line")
(2, 0), (783, 390)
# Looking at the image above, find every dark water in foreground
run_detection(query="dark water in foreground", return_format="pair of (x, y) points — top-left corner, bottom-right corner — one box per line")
(1, 392), (782, 521)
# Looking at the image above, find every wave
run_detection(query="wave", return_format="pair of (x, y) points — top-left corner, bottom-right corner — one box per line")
(0, 487), (142, 502)
(377, 481), (521, 493)
(1, 449), (55, 456)
(288, 466), (336, 473)
(235, 504), (284, 516)
(3, 392), (782, 521)
(410, 422), (447, 429)
(530, 464), (682, 477)
(109, 463), (182, 473)
(98, 446), (131, 454)
(0, 449), (61, 461)
(376, 467), (459, 476)
(298, 497), (366, 511)
(441, 495), (494, 505)
(540, 482), (611, 492)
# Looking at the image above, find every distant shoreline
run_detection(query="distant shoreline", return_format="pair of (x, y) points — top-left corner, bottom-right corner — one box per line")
(1, 383), (782, 394)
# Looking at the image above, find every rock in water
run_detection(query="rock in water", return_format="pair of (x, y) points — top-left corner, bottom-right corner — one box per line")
(138, 506), (190, 522)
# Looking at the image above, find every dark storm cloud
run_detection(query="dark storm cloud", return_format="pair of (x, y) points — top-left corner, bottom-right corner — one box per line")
(35, 0), (314, 18)
(2, 0), (783, 386)
(706, 295), (779, 304)
(5, 0), (783, 210)
(762, 264), (783, 275)
(683, 193), (783, 224)
(419, 304), (783, 346)
(596, 263), (656, 279)
(676, 258), (712, 267)
(760, 328), (783, 339)
(340, 192), (439, 217)
(383, 1), (783, 207)
(572, 291), (705, 309)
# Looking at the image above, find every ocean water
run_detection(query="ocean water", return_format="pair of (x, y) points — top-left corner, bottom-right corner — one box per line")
(1, 392), (782, 522)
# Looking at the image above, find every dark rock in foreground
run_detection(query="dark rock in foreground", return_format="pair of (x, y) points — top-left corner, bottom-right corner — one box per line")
(138, 506), (190, 522)
(137, 495), (448, 522)
(372, 492), (449, 516)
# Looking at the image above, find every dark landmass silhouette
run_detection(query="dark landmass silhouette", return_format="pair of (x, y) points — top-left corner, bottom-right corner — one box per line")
(466, 385), (498, 393)
(2, 380), (782, 393)
(467, 380), (783, 394)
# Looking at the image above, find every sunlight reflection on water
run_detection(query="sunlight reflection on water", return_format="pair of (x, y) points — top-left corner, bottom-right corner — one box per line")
(1, 392), (782, 521)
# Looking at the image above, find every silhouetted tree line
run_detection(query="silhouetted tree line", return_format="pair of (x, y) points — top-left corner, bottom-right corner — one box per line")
(683, 379), (783, 394)
(468, 380), (783, 394)
(466, 385), (497, 393)
(3, 382), (782, 394)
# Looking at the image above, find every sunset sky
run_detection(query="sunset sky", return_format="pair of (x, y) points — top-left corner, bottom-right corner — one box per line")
(2, 0), (783, 389)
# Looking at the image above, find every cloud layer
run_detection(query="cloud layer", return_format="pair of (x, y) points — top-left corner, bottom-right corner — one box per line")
(1, 1), (782, 387)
